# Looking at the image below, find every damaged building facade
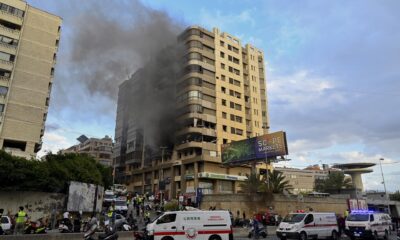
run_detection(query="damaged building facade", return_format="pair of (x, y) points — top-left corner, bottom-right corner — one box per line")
(113, 26), (269, 199)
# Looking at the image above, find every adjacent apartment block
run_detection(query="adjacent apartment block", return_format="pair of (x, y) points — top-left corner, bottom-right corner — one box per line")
(61, 135), (114, 166)
(114, 26), (269, 199)
(0, 0), (62, 158)
(275, 165), (332, 194)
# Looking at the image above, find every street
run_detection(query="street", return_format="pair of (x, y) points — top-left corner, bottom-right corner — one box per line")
(0, 226), (398, 240)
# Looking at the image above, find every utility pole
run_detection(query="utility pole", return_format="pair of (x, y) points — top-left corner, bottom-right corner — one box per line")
(379, 158), (391, 215)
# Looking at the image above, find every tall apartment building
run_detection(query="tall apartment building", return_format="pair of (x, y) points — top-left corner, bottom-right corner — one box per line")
(61, 135), (114, 166)
(0, 0), (62, 158)
(114, 26), (269, 199)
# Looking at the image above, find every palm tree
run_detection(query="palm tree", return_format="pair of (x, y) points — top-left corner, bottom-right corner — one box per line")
(240, 173), (262, 194)
(261, 170), (293, 194)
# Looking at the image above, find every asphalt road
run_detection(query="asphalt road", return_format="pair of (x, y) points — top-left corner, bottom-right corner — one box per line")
(233, 226), (399, 240)
(0, 228), (398, 240)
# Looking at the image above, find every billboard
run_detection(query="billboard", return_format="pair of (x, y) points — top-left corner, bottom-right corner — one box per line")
(221, 131), (288, 165)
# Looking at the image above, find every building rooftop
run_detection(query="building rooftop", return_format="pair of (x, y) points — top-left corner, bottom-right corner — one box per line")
(332, 162), (376, 169)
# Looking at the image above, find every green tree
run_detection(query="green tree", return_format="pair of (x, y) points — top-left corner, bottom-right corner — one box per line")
(320, 171), (352, 193)
(0, 150), (113, 193)
(240, 173), (263, 194)
(390, 191), (400, 201)
(262, 170), (293, 194)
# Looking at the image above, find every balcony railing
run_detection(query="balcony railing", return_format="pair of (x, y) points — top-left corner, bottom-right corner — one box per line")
(0, 9), (23, 20)
(0, 24), (20, 35)
(0, 42), (17, 51)
(0, 76), (10, 81)
(0, 59), (13, 66)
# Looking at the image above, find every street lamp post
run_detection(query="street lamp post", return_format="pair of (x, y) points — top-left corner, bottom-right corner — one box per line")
(379, 158), (391, 215)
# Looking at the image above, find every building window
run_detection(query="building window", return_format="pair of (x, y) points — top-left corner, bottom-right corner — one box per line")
(222, 99), (226, 106)
(223, 125), (227, 132)
(223, 139), (228, 144)
(230, 114), (235, 121)
(222, 112), (227, 119)
(220, 40), (224, 47)
(220, 52), (225, 58)
(221, 75), (226, 81)
(236, 129), (243, 135)
(0, 52), (14, 62)
(221, 63), (225, 69)
(221, 87), (226, 93)
(230, 127), (235, 134)
(0, 86), (7, 97)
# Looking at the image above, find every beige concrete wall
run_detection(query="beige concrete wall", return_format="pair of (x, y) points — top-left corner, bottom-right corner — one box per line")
(0, 191), (65, 221)
(201, 194), (349, 217)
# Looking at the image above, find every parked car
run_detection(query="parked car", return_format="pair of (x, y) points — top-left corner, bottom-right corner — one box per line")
(1, 216), (12, 235)
(113, 184), (127, 196)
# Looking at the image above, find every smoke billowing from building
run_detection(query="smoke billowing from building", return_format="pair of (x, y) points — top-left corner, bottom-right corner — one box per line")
(69, 0), (184, 149)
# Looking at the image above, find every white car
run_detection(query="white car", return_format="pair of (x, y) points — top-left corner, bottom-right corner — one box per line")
(114, 199), (128, 215)
(1, 216), (12, 235)
(276, 212), (339, 240)
(147, 210), (233, 240)
(345, 210), (391, 240)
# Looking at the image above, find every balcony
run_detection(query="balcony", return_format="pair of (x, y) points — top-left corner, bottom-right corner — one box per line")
(0, 93), (6, 104)
(0, 10), (23, 25)
(0, 59), (13, 71)
(175, 141), (217, 151)
(176, 127), (217, 138)
(0, 24), (20, 39)
(0, 42), (17, 55)
(0, 76), (10, 87)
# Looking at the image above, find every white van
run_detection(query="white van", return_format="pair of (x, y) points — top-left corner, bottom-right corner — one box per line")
(276, 212), (339, 240)
(115, 197), (128, 215)
(345, 211), (391, 240)
(146, 210), (233, 240)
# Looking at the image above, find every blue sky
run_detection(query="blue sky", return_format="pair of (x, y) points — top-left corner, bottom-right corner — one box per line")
(27, 0), (400, 191)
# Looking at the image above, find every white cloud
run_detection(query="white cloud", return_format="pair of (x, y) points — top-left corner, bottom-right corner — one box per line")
(268, 69), (345, 109)
(199, 8), (256, 31)
(37, 131), (75, 157)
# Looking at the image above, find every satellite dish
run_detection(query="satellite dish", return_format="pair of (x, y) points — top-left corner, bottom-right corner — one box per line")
(77, 135), (89, 143)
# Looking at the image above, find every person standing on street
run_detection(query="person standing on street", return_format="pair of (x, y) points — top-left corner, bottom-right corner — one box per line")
(14, 206), (27, 235)
(107, 201), (116, 226)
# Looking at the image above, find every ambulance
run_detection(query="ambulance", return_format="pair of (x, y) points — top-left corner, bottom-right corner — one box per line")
(146, 210), (233, 240)
(345, 210), (391, 240)
(276, 212), (339, 240)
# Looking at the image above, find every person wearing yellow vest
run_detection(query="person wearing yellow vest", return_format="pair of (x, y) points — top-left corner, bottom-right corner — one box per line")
(107, 201), (116, 226)
(14, 206), (27, 235)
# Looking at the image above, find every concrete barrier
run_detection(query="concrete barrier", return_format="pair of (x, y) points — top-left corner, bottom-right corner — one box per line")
(0, 231), (134, 240)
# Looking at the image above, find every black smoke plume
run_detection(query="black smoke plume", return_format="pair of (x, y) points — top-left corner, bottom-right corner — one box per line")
(69, 1), (185, 149)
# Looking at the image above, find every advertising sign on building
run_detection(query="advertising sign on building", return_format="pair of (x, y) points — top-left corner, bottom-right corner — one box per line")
(348, 199), (368, 211)
(221, 131), (288, 164)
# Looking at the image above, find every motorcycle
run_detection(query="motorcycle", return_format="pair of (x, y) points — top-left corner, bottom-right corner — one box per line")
(24, 219), (47, 234)
(247, 222), (268, 239)
(84, 217), (119, 240)
(133, 228), (148, 240)
(59, 218), (74, 233)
